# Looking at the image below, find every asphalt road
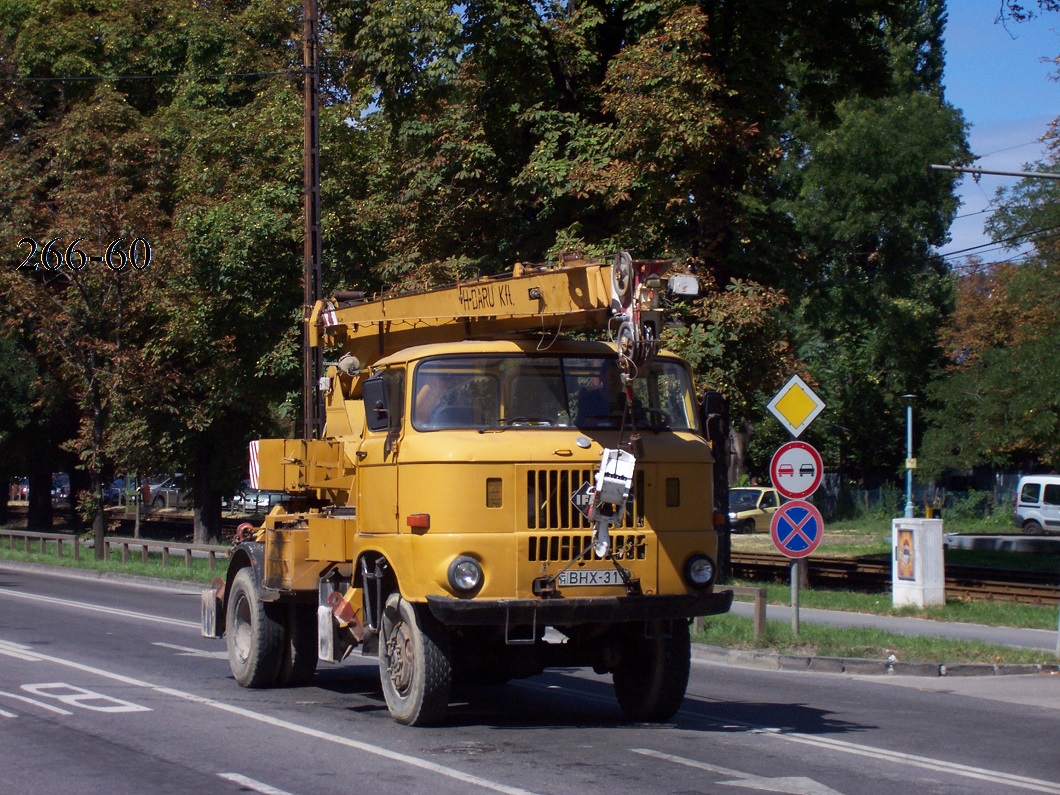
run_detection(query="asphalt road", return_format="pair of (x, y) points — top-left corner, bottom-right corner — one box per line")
(1, 565), (1058, 795)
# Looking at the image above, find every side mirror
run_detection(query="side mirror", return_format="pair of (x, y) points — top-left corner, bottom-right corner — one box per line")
(362, 377), (390, 432)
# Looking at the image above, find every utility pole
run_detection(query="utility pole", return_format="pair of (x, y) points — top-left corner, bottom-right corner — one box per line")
(902, 395), (915, 519)
(302, 0), (323, 440)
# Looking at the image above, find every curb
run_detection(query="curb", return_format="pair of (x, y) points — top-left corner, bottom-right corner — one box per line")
(692, 644), (1060, 677)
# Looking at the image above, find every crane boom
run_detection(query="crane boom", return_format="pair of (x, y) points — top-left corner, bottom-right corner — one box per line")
(309, 254), (698, 375)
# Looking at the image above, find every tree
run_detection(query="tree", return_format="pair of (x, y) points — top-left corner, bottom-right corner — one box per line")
(922, 109), (1060, 474)
(0, 12), (169, 548)
(0, 0), (307, 544)
(775, 0), (968, 485)
(922, 260), (1060, 474)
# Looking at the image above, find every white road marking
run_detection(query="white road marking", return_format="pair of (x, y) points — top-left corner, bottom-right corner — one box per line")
(153, 642), (228, 659)
(0, 588), (199, 629)
(638, 715), (1060, 795)
(218, 773), (295, 795)
(22, 683), (151, 713)
(758, 730), (1060, 794)
(632, 748), (843, 795)
(0, 638), (540, 795)
(0, 690), (73, 715)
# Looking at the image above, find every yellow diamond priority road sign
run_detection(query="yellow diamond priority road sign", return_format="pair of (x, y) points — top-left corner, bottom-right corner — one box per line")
(767, 375), (825, 438)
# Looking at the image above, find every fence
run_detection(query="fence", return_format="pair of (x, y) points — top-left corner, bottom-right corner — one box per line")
(0, 528), (229, 570)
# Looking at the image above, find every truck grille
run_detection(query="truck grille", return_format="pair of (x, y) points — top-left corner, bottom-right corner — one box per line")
(527, 532), (647, 562)
(525, 467), (644, 530)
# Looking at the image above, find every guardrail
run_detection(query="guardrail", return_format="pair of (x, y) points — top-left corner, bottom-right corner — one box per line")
(0, 529), (229, 570)
(696, 585), (767, 641)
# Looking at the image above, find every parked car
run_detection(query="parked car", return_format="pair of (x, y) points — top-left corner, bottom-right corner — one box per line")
(51, 473), (70, 500)
(103, 477), (143, 506)
(146, 475), (190, 510)
(728, 486), (783, 534)
(1013, 474), (1060, 535)
(232, 485), (289, 513)
(103, 478), (126, 506)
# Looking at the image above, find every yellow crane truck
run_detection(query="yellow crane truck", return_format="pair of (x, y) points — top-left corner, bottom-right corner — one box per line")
(201, 252), (733, 725)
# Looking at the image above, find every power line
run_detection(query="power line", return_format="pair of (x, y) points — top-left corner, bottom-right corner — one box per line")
(974, 139), (1045, 160)
(942, 222), (1060, 260)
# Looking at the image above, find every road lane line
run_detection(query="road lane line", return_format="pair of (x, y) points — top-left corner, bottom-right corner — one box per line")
(650, 706), (1060, 795)
(218, 773), (295, 795)
(0, 588), (199, 629)
(0, 637), (540, 795)
(0, 690), (73, 715)
(760, 730), (1060, 794)
(632, 748), (843, 795)
(153, 642), (228, 659)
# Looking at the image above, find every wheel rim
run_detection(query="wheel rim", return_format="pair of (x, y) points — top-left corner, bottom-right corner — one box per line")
(232, 593), (252, 665)
(385, 618), (415, 697)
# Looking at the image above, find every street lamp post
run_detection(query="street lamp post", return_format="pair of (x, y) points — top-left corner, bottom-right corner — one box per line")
(902, 395), (915, 519)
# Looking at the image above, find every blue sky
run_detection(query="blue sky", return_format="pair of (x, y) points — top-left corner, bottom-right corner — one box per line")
(941, 2), (1060, 263)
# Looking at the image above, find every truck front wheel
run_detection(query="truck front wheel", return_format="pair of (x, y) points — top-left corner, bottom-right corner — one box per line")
(226, 567), (285, 688)
(612, 619), (691, 722)
(379, 592), (452, 726)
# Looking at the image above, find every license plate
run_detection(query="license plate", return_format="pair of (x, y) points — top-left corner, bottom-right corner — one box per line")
(557, 568), (624, 587)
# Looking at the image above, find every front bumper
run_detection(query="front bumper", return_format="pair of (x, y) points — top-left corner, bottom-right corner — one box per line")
(425, 589), (734, 627)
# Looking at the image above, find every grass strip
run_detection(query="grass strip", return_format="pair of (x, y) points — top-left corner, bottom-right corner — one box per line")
(694, 613), (1057, 666)
(0, 542), (219, 584)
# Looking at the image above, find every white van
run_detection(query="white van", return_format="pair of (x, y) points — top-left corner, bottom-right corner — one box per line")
(1013, 475), (1060, 534)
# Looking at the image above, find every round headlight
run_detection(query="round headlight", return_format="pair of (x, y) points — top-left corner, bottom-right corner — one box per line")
(684, 554), (716, 588)
(448, 556), (483, 593)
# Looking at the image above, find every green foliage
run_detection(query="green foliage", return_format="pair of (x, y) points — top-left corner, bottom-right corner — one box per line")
(776, 3), (967, 484)
(923, 261), (1060, 475)
(0, 0), (999, 517)
(664, 277), (795, 421)
(0, 0), (304, 542)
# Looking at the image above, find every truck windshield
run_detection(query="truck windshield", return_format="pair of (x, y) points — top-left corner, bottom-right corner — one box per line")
(412, 354), (698, 432)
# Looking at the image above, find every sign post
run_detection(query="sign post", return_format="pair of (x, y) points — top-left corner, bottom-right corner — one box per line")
(770, 500), (824, 636)
(767, 376), (826, 637)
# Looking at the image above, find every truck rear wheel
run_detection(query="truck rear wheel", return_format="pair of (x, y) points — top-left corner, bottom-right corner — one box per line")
(226, 567), (285, 688)
(278, 603), (318, 687)
(379, 592), (452, 726)
(612, 620), (690, 722)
